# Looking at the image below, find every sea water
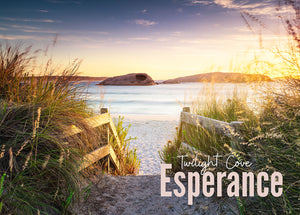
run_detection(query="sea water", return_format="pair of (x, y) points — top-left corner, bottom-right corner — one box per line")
(79, 82), (262, 116)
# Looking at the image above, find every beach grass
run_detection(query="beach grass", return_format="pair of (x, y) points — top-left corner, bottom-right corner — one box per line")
(0, 44), (139, 214)
(112, 116), (140, 175)
(160, 80), (300, 214)
(159, 85), (259, 172)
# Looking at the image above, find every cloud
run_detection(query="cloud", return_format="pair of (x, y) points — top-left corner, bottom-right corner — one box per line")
(189, 0), (294, 16)
(0, 17), (61, 23)
(189, 0), (271, 10)
(0, 24), (110, 41)
(0, 34), (49, 41)
(129, 37), (151, 41)
(0, 24), (56, 34)
(134, 19), (157, 26)
(214, 0), (236, 9)
(0, 32), (110, 44)
(215, 0), (295, 16)
(22, 29), (58, 34)
(8, 24), (40, 29)
(37, 9), (49, 13)
(141, 9), (147, 13)
(189, 0), (270, 10)
(213, 0), (269, 10)
(3, 24), (57, 34)
(190, 0), (212, 5)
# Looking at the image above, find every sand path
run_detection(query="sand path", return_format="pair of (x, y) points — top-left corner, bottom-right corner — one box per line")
(74, 116), (237, 214)
(75, 175), (237, 215)
(122, 115), (178, 175)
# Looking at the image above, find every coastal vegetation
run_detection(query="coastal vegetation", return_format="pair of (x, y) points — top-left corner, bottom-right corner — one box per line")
(160, 81), (299, 214)
(0, 44), (139, 214)
(161, 1), (300, 214)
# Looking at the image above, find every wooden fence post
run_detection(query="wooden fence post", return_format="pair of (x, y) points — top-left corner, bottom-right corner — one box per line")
(107, 121), (110, 173)
(183, 107), (190, 113)
(62, 107), (121, 173)
(178, 106), (244, 153)
(229, 121), (244, 148)
(101, 107), (111, 173)
(178, 107), (190, 142)
(101, 108), (108, 114)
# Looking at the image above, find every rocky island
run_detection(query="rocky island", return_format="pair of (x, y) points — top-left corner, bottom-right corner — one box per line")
(163, 72), (272, 84)
(97, 73), (155, 86)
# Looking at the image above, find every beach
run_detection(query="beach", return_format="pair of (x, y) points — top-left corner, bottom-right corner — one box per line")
(117, 114), (179, 175)
(71, 114), (240, 214)
(74, 174), (238, 215)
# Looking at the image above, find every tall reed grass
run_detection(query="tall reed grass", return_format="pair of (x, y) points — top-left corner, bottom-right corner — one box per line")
(160, 81), (299, 214)
(160, 86), (259, 173)
(112, 116), (140, 175)
(0, 44), (139, 214)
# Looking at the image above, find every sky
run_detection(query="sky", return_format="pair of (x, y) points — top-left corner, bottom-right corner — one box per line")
(0, 0), (294, 79)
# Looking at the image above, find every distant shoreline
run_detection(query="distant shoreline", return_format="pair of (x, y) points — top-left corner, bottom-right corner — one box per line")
(79, 72), (274, 84)
(30, 73), (279, 85)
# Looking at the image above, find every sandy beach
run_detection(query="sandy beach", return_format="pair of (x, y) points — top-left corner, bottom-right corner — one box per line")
(115, 114), (179, 175)
(75, 174), (238, 215)
(70, 114), (238, 215)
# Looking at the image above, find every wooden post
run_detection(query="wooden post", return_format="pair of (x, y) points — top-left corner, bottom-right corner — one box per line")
(179, 107), (190, 142)
(106, 116), (110, 144)
(183, 107), (190, 113)
(229, 121), (243, 132)
(101, 108), (110, 173)
(107, 124), (110, 173)
(107, 157), (110, 174)
(101, 108), (108, 114)
(64, 106), (121, 173)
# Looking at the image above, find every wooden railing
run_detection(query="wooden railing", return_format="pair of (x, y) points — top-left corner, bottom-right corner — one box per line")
(178, 107), (243, 151)
(62, 108), (121, 173)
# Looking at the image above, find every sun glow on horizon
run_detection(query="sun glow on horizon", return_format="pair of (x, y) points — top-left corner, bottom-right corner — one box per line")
(0, 0), (295, 79)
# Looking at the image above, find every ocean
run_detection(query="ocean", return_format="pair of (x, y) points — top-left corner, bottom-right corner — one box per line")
(79, 82), (262, 116)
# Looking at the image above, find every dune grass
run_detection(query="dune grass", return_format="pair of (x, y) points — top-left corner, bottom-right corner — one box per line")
(112, 116), (140, 175)
(160, 82), (299, 214)
(0, 44), (139, 214)
(160, 86), (259, 173)
(247, 78), (300, 214)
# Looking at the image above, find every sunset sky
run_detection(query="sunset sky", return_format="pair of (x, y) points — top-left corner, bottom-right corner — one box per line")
(0, 0), (292, 79)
